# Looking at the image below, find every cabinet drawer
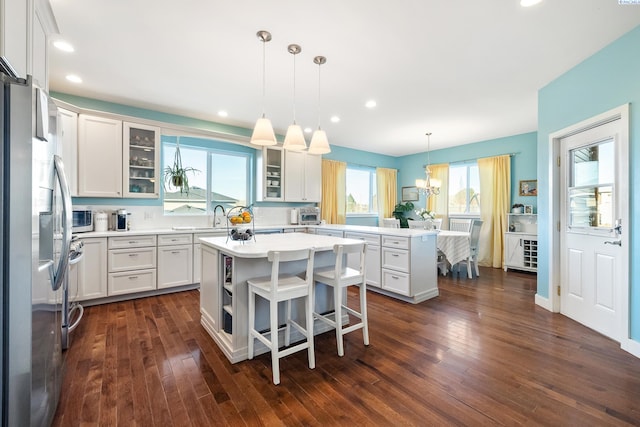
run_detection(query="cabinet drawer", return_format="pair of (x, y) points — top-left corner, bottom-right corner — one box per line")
(382, 269), (410, 296)
(109, 269), (156, 295)
(108, 234), (156, 249)
(382, 247), (409, 272)
(316, 229), (343, 237)
(344, 232), (381, 246)
(158, 234), (193, 246)
(108, 247), (156, 272)
(382, 235), (409, 249)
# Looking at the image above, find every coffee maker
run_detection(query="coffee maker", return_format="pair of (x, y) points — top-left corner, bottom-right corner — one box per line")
(111, 209), (130, 231)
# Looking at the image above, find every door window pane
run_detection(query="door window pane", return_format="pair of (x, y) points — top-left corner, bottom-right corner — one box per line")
(568, 139), (614, 228)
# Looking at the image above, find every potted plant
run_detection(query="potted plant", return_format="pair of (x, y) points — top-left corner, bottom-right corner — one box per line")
(163, 143), (199, 194)
(392, 201), (414, 228)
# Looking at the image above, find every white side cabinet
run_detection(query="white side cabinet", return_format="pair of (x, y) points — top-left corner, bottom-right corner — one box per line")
(57, 108), (78, 196)
(504, 233), (538, 273)
(69, 237), (108, 301)
(78, 114), (123, 197)
(284, 150), (321, 202)
(107, 235), (157, 295)
(157, 234), (193, 289)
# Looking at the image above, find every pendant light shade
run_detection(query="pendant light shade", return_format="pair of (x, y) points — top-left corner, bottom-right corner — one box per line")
(308, 55), (331, 155)
(282, 43), (307, 151)
(250, 30), (277, 146)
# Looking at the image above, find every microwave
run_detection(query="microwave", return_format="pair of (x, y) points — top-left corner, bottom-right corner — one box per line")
(72, 210), (93, 233)
(299, 207), (320, 225)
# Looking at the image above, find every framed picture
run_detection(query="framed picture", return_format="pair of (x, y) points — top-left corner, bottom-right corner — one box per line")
(402, 186), (419, 202)
(524, 205), (533, 214)
(519, 180), (537, 196)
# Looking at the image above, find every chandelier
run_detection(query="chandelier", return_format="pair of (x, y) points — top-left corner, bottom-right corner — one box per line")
(415, 132), (441, 197)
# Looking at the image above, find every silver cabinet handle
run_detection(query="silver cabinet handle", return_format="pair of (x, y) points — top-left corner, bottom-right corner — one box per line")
(391, 254), (399, 257)
(604, 240), (622, 246)
(129, 276), (138, 280)
(129, 253), (138, 257)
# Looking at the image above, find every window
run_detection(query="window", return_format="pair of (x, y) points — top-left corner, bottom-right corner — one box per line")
(448, 162), (480, 215)
(346, 166), (377, 214)
(163, 141), (251, 215)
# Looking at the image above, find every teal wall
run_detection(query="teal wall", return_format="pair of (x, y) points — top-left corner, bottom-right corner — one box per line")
(396, 132), (538, 211)
(537, 25), (640, 340)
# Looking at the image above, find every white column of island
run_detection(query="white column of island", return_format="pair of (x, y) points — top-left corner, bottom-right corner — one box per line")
(199, 227), (439, 364)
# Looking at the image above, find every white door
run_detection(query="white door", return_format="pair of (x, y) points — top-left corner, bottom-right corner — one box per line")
(560, 119), (628, 341)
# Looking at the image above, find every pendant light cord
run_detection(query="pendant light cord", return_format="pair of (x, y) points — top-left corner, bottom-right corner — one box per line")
(261, 39), (266, 118)
(292, 51), (297, 124)
(316, 62), (321, 129)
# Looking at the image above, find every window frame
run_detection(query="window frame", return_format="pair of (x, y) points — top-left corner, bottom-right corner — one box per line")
(345, 164), (378, 217)
(448, 161), (481, 217)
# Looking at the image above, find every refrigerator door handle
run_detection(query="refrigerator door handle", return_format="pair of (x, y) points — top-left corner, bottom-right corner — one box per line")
(38, 259), (56, 290)
(53, 155), (72, 291)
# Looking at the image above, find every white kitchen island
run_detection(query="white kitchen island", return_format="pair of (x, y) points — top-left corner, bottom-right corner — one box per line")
(199, 230), (438, 363)
(199, 233), (363, 363)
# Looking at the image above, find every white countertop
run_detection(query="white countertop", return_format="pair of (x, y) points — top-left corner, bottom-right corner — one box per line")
(199, 233), (363, 258)
(73, 224), (438, 239)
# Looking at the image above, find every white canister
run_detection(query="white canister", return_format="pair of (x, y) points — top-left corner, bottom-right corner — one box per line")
(94, 211), (109, 232)
(290, 208), (298, 224)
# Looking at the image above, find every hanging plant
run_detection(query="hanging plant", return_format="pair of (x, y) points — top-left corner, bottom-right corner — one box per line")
(163, 140), (199, 194)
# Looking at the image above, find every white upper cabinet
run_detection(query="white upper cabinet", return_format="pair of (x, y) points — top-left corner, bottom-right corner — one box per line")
(256, 146), (284, 201)
(0, 0), (29, 78)
(57, 108), (78, 196)
(122, 122), (160, 198)
(284, 151), (321, 202)
(78, 114), (123, 197)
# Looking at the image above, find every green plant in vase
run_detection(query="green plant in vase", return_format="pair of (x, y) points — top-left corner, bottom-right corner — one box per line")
(392, 201), (414, 228)
(163, 142), (199, 194)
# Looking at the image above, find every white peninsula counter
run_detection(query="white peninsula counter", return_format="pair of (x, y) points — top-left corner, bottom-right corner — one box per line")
(199, 230), (438, 363)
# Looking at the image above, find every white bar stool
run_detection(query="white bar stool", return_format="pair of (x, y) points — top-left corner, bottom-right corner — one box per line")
(313, 242), (369, 357)
(247, 248), (316, 385)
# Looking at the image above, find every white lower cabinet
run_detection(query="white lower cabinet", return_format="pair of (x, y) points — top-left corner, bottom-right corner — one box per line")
(157, 234), (193, 289)
(504, 232), (538, 272)
(344, 232), (381, 288)
(107, 235), (157, 295)
(69, 237), (108, 301)
(381, 236), (411, 296)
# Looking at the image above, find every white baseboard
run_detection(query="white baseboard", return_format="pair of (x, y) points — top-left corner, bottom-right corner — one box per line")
(534, 293), (553, 311)
(621, 337), (640, 359)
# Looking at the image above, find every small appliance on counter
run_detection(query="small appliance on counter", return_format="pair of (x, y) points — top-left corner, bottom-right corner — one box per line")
(94, 211), (109, 232)
(111, 209), (130, 231)
(290, 208), (298, 224)
(299, 207), (321, 225)
(72, 209), (93, 233)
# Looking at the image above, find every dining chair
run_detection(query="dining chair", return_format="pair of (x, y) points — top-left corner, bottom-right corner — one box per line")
(432, 218), (443, 230)
(449, 218), (472, 232)
(408, 221), (427, 229)
(460, 219), (483, 278)
(382, 218), (400, 228)
(247, 248), (316, 385)
(313, 242), (369, 357)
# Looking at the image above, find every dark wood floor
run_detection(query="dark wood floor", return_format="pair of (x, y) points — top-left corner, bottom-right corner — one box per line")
(53, 268), (640, 426)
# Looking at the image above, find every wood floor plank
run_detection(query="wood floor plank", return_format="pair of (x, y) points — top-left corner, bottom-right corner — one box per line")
(54, 267), (640, 426)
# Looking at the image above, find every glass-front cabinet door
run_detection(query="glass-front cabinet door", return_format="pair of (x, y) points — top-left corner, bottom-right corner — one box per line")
(122, 122), (161, 198)
(256, 146), (284, 201)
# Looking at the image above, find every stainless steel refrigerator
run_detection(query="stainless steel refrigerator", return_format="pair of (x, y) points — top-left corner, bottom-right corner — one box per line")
(1, 64), (72, 426)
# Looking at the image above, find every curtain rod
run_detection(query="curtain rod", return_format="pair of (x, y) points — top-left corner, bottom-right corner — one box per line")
(425, 152), (519, 167)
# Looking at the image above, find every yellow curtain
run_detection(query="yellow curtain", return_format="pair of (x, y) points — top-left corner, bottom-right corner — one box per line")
(376, 167), (397, 222)
(477, 155), (511, 268)
(320, 159), (346, 224)
(426, 163), (449, 226)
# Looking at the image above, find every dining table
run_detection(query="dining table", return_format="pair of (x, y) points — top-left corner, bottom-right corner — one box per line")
(437, 230), (471, 268)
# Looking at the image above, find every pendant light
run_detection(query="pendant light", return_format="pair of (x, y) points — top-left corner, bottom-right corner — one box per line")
(415, 132), (441, 197)
(282, 44), (307, 151)
(250, 30), (277, 146)
(308, 55), (331, 155)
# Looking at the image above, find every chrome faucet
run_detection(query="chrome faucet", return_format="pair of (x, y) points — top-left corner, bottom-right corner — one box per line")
(213, 205), (226, 227)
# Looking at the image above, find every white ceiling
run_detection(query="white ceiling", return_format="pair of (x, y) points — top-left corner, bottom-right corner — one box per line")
(48, 0), (640, 156)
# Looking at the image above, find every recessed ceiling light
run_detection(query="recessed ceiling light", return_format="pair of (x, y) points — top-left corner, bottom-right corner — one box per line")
(53, 40), (74, 52)
(65, 74), (82, 83)
(217, 110), (228, 117)
(365, 100), (377, 109)
(330, 116), (340, 123)
(520, 0), (542, 7)
(304, 127), (312, 134)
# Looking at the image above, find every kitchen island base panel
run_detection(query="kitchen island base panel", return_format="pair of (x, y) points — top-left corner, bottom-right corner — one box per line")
(367, 286), (439, 304)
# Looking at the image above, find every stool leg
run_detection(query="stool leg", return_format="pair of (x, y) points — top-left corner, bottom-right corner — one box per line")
(248, 289), (255, 359)
(359, 284), (370, 346)
(305, 294), (315, 369)
(284, 299), (291, 347)
(270, 298), (280, 385)
(334, 285), (344, 357)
